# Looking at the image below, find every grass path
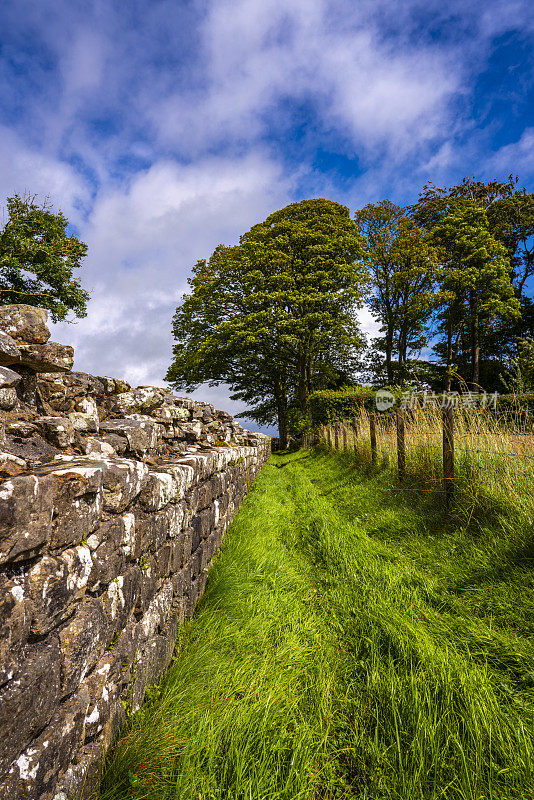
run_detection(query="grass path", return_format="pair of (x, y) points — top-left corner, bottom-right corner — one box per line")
(98, 450), (534, 800)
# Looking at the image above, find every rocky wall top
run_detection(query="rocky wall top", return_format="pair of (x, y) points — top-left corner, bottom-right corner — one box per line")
(0, 304), (267, 486)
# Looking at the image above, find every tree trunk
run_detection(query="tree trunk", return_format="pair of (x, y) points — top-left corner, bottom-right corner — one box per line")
(385, 324), (394, 385)
(274, 379), (289, 450)
(446, 315), (453, 392)
(398, 327), (407, 384)
(470, 293), (480, 389)
(297, 351), (311, 424)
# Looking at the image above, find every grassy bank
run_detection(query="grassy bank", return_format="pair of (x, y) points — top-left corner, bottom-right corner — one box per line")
(98, 450), (534, 800)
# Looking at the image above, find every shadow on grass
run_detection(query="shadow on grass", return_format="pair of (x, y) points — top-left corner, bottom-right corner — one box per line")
(269, 454), (313, 468)
(306, 446), (527, 543)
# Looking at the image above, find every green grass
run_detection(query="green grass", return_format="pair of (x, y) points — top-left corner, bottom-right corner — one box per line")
(97, 449), (534, 800)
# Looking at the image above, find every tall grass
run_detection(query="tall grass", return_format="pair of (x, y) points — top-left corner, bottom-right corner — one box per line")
(98, 448), (534, 800)
(321, 404), (534, 515)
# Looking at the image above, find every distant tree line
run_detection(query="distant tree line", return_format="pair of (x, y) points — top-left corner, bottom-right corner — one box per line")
(167, 176), (534, 447)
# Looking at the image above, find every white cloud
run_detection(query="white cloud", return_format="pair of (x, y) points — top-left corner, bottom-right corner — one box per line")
(50, 151), (295, 399)
(155, 0), (460, 159)
(485, 128), (534, 178)
(358, 306), (381, 340)
(0, 127), (90, 225)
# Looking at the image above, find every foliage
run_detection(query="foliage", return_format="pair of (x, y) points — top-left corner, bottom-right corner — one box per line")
(500, 337), (534, 394)
(166, 199), (368, 447)
(356, 201), (439, 384)
(412, 174), (534, 297)
(0, 193), (89, 320)
(431, 206), (520, 387)
(309, 386), (379, 423)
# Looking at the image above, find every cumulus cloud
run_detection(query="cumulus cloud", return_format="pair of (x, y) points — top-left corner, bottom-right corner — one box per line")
(154, 0), (460, 159)
(0, 127), (90, 225)
(50, 151), (294, 419)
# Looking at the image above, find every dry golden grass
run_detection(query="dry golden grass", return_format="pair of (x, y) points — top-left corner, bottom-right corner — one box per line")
(321, 403), (534, 506)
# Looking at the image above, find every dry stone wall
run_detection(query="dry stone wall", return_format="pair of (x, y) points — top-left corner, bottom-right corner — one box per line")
(0, 305), (270, 800)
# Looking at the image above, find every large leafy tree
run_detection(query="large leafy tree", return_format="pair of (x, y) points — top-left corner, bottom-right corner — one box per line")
(0, 193), (89, 320)
(355, 200), (438, 385)
(412, 175), (534, 299)
(166, 199), (367, 446)
(432, 207), (520, 389)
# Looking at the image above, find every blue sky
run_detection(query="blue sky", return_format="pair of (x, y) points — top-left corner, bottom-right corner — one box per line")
(0, 0), (533, 428)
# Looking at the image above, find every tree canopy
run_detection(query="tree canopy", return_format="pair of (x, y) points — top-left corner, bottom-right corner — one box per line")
(166, 199), (368, 446)
(356, 201), (438, 385)
(431, 206), (520, 389)
(0, 193), (90, 321)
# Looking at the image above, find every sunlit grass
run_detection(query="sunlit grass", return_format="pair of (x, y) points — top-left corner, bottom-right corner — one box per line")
(97, 448), (534, 800)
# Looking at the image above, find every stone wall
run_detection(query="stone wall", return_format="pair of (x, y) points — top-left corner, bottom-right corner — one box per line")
(0, 305), (270, 800)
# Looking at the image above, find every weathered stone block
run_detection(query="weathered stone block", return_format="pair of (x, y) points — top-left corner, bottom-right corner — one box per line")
(83, 651), (123, 742)
(155, 461), (196, 499)
(170, 527), (192, 572)
(0, 331), (22, 366)
(86, 517), (132, 591)
(28, 545), (92, 635)
(50, 738), (106, 800)
(0, 305), (50, 344)
(0, 451), (26, 478)
(138, 582), (174, 645)
(0, 638), (61, 778)
(4, 430), (60, 465)
(197, 474), (223, 509)
(2, 684), (90, 799)
(98, 375), (130, 394)
(68, 395), (100, 433)
(97, 431), (128, 455)
(0, 473), (53, 564)
(101, 456), (148, 513)
(59, 598), (110, 697)
(137, 557), (157, 614)
(191, 507), (213, 550)
(114, 617), (140, 679)
(15, 341), (74, 373)
(101, 565), (142, 633)
(99, 418), (159, 456)
(154, 543), (172, 580)
(0, 576), (32, 687)
(0, 387), (17, 410)
(190, 544), (203, 580)
(37, 416), (75, 448)
(34, 460), (104, 549)
(113, 386), (165, 415)
(139, 469), (177, 511)
(149, 404), (190, 422)
(134, 503), (179, 554)
(81, 435), (116, 456)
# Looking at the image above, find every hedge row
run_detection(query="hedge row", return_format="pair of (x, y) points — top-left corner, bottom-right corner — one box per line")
(309, 387), (378, 424)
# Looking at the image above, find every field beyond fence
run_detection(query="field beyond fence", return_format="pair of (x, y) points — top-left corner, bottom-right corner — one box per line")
(312, 403), (534, 507)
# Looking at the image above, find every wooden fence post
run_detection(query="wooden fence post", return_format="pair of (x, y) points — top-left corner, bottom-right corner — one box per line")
(396, 409), (406, 481)
(334, 423), (339, 450)
(442, 405), (454, 507)
(342, 423), (348, 451)
(353, 416), (359, 455)
(370, 414), (377, 464)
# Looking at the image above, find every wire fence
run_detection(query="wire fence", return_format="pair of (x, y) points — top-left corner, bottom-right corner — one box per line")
(310, 404), (534, 505)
